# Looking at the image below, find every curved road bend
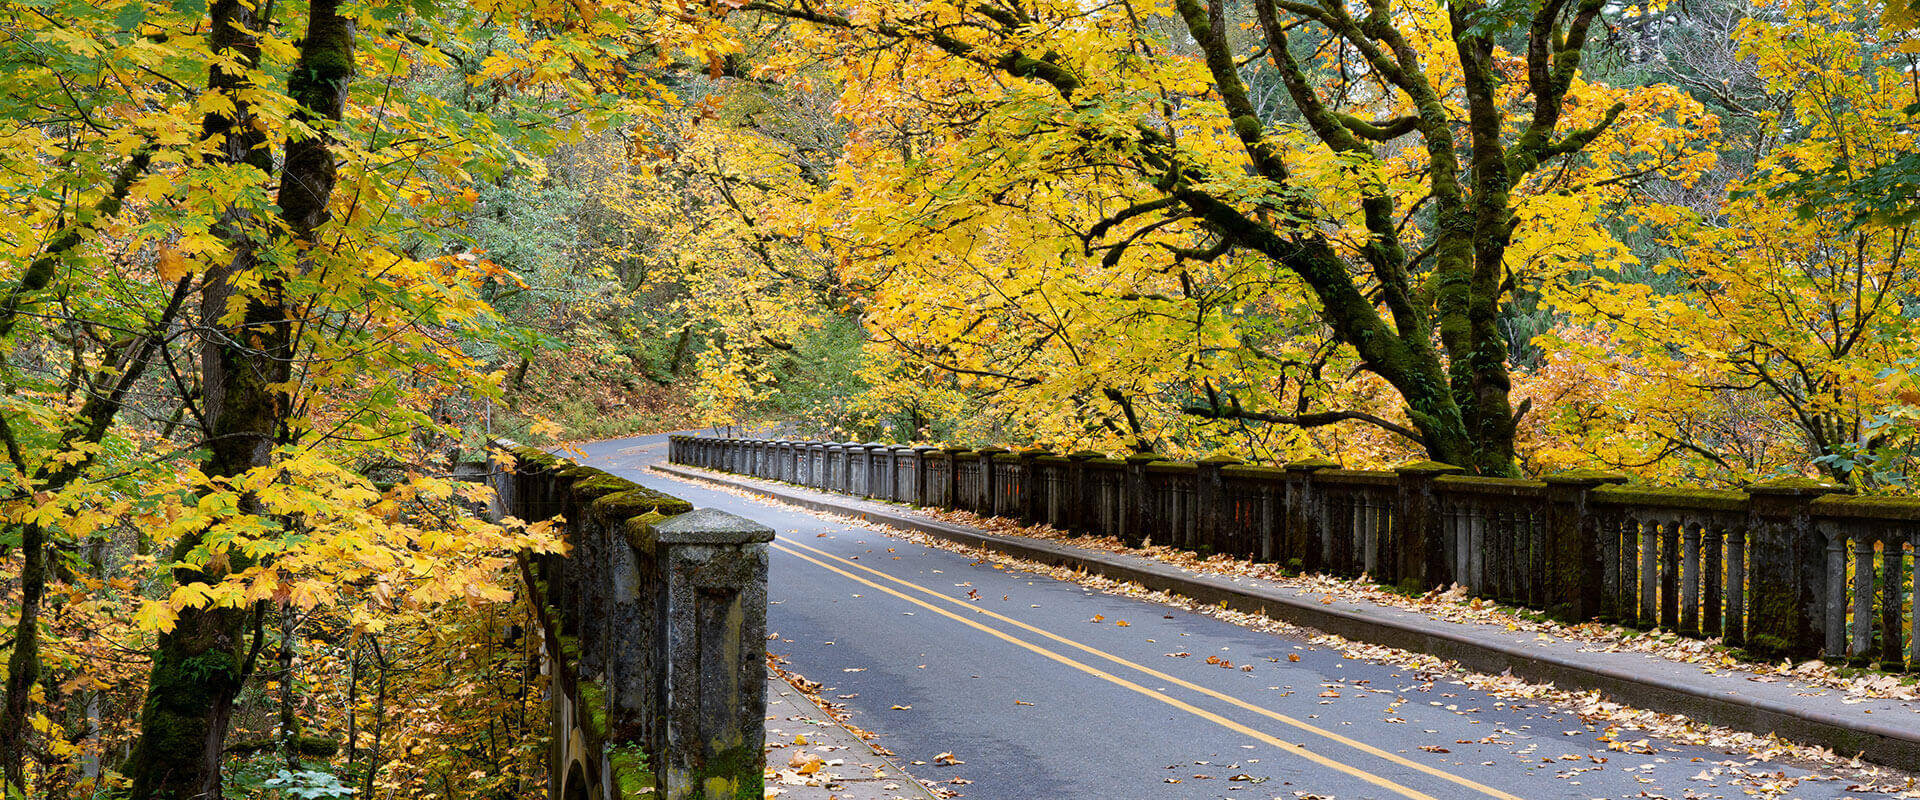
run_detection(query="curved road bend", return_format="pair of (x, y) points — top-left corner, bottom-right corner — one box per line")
(572, 433), (1902, 800)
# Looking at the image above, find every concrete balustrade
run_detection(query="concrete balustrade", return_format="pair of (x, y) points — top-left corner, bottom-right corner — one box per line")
(492, 443), (772, 800)
(672, 435), (1920, 668)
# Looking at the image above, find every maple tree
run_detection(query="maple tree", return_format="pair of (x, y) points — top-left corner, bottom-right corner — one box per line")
(1543, 0), (1920, 486)
(4, 0), (1920, 796)
(0, 0), (729, 796)
(726, 0), (1713, 475)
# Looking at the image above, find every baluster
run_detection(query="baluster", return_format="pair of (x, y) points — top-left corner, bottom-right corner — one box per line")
(1620, 516), (1639, 624)
(1880, 531), (1905, 670)
(1660, 516), (1680, 631)
(1638, 517), (1658, 628)
(1703, 524), (1724, 637)
(1474, 498), (1489, 590)
(1598, 513), (1620, 623)
(1909, 531), (1920, 670)
(1363, 497), (1379, 577)
(1825, 529), (1848, 660)
(1725, 527), (1747, 645)
(1500, 506), (1517, 602)
(1531, 508), (1548, 606)
(1681, 521), (1702, 636)
(1851, 532), (1874, 662)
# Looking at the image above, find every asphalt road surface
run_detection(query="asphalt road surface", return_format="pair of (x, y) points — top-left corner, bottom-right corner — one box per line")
(572, 432), (1898, 800)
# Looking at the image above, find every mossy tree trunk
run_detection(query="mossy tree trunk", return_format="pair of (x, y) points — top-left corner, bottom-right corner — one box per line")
(125, 1), (354, 797)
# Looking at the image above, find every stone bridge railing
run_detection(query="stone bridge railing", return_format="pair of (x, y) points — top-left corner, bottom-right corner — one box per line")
(488, 443), (772, 800)
(671, 436), (1920, 670)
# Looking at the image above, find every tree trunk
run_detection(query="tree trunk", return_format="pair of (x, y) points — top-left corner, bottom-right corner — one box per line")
(126, 0), (353, 796)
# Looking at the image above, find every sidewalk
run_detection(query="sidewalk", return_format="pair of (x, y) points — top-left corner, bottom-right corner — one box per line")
(674, 464), (1920, 768)
(765, 671), (941, 800)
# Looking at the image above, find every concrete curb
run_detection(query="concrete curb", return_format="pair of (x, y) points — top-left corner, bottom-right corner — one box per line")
(656, 463), (1920, 768)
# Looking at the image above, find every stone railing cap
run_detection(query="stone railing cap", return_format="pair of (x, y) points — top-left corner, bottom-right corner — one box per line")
(1540, 468), (1629, 485)
(648, 508), (776, 545)
(1394, 459), (1464, 476)
(1285, 458), (1339, 471)
(1746, 476), (1853, 497)
(975, 446), (1011, 455)
(1197, 456), (1244, 466)
(1123, 452), (1163, 464)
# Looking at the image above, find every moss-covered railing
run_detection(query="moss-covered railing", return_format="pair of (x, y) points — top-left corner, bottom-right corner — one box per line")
(490, 442), (773, 800)
(671, 436), (1920, 669)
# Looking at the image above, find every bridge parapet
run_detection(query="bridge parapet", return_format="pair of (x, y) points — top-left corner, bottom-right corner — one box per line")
(490, 442), (772, 800)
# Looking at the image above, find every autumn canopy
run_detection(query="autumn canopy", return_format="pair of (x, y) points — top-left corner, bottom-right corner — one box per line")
(0, 0), (1916, 795)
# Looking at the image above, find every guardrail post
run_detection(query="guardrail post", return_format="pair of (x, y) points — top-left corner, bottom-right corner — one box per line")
(1394, 461), (1464, 592)
(631, 508), (775, 800)
(1541, 469), (1627, 620)
(1745, 478), (1850, 659)
(1195, 456), (1242, 555)
(1284, 459), (1336, 572)
(1123, 453), (1162, 548)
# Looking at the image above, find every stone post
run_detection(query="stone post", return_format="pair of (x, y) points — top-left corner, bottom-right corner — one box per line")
(1745, 478), (1850, 659)
(1540, 469), (1627, 620)
(1284, 459), (1336, 572)
(630, 508), (774, 800)
(1195, 456), (1242, 555)
(1393, 461), (1465, 593)
(1122, 453), (1162, 548)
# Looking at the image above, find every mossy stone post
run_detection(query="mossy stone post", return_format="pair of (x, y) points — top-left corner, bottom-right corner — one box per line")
(1394, 461), (1464, 592)
(976, 447), (1009, 513)
(633, 508), (775, 800)
(1123, 453), (1162, 548)
(1745, 478), (1850, 659)
(1195, 457), (1242, 555)
(1285, 460), (1337, 572)
(1541, 470), (1627, 620)
(1016, 449), (1051, 524)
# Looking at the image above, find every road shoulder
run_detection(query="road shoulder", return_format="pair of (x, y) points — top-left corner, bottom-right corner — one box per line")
(765, 670), (943, 800)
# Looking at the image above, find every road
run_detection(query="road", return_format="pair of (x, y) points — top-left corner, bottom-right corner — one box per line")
(573, 432), (1894, 800)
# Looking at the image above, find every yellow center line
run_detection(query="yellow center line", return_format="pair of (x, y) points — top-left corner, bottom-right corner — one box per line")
(771, 542), (1443, 800)
(778, 538), (1525, 800)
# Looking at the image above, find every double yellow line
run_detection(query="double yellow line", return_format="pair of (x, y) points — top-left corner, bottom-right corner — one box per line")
(771, 538), (1525, 800)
